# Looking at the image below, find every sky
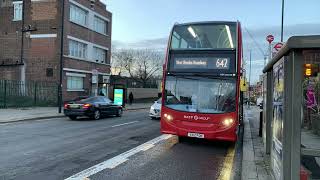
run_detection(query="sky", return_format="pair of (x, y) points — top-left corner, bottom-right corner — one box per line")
(102, 0), (320, 82)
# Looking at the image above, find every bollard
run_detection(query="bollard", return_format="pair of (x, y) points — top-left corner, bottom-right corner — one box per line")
(259, 111), (263, 137)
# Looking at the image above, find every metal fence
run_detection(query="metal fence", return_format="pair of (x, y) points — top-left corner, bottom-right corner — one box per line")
(0, 80), (58, 108)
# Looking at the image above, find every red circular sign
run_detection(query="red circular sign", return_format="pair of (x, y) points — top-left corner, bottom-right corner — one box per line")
(266, 35), (274, 44)
(274, 42), (283, 51)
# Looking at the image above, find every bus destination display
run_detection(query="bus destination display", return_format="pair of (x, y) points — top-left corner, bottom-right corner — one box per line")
(173, 57), (230, 70)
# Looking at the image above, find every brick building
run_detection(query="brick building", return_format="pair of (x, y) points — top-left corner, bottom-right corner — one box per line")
(0, 0), (112, 101)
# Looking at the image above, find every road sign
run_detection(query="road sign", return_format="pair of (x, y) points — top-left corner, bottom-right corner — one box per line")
(274, 42), (284, 51)
(266, 35), (274, 44)
(92, 69), (98, 76)
(271, 42), (284, 58)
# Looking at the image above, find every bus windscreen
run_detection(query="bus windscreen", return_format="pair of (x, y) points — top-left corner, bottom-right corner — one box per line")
(170, 23), (237, 50)
(165, 75), (236, 113)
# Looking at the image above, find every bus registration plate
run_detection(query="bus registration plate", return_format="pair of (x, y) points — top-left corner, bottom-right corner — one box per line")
(187, 133), (204, 138)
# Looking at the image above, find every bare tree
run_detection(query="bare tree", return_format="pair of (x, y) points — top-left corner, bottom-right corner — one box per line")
(112, 49), (164, 87)
(111, 49), (134, 76)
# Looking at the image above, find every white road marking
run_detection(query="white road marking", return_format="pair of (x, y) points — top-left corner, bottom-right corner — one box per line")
(111, 121), (139, 128)
(65, 134), (173, 180)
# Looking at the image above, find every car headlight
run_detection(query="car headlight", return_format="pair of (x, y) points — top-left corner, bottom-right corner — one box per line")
(150, 106), (154, 110)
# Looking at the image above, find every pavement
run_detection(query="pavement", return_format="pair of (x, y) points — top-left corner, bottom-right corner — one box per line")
(241, 106), (273, 180)
(301, 127), (320, 178)
(0, 103), (152, 124)
(0, 109), (234, 180)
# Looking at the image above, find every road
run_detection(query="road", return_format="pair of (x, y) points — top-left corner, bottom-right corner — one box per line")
(0, 109), (239, 180)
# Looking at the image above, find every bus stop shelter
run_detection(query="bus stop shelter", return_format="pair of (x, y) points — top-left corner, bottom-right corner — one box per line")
(262, 35), (320, 180)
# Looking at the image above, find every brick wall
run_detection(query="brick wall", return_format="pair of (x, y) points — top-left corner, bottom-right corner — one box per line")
(31, 0), (57, 21)
(127, 88), (159, 99)
(0, 0), (24, 80)
(0, 0), (112, 101)
(64, 58), (111, 74)
(63, 0), (112, 65)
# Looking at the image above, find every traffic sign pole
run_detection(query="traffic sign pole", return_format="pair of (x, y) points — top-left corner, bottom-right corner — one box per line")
(266, 35), (274, 61)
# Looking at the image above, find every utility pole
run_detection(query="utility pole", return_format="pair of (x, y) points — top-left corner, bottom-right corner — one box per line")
(20, 0), (26, 84)
(248, 50), (252, 109)
(281, 0), (285, 42)
(20, 0), (25, 65)
(269, 43), (272, 60)
(58, 0), (65, 113)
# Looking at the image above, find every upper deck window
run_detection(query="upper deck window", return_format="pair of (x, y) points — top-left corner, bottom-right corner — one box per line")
(171, 23), (237, 50)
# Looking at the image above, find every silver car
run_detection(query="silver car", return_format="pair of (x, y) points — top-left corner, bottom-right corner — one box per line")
(149, 98), (161, 119)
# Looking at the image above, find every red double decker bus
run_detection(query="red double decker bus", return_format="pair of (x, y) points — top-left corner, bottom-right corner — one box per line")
(161, 21), (243, 142)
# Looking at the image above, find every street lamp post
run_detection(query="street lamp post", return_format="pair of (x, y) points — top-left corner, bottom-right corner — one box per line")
(281, 0), (285, 42)
(248, 50), (252, 109)
(58, 0), (65, 113)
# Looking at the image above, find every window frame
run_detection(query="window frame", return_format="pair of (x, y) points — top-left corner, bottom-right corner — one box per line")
(93, 47), (107, 64)
(69, 3), (88, 27)
(13, 1), (23, 21)
(67, 75), (84, 91)
(68, 39), (88, 60)
(94, 15), (108, 35)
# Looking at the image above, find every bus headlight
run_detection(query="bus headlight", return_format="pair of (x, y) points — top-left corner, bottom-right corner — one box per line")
(222, 118), (234, 126)
(164, 113), (173, 121)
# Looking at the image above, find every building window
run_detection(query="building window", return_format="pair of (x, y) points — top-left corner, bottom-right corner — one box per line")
(94, 47), (107, 63)
(13, 1), (23, 21)
(94, 16), (107, 35)
(67, 76), (84, 91)
(69, 39), (87, 59)
(70, 4), (88, 27)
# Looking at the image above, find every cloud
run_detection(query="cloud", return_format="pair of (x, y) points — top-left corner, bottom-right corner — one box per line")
(112, 23), (320, 82)
(113, 38), (168, 50)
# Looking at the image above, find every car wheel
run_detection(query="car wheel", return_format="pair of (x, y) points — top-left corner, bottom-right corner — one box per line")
(68, 116), (77, 120)
(116, 108), (122, 117)
(93, 110), (101, 120)
(150, 117), (156, 120)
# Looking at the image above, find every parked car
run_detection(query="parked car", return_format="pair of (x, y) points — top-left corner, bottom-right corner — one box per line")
(256, 97), (263, 106)
(64, 96), (123, 120)
(63, 96), (90, 104)
(259, 101), (263, 109)
(149, 98), (161, 119)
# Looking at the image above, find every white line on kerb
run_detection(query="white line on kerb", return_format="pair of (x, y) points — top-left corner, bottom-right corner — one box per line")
(111, 121), (139, 128)
(64, 134), (173, 180)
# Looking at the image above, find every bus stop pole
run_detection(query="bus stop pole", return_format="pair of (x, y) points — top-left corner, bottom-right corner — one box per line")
(265, 71), (273, 154)
(283, 51), (302, 180)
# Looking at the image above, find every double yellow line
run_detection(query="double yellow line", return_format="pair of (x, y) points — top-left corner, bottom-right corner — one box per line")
(217, 145), (236, 180)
